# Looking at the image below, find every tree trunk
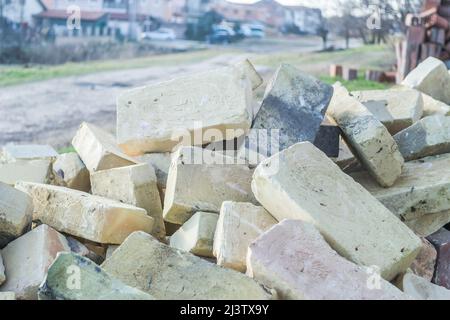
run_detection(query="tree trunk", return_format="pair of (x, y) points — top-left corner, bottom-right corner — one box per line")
(358, 28), (368, 44)
(345, 30), (350, 49)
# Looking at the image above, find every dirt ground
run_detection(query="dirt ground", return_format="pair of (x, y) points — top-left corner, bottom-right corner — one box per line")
(0, 36), (369, 149)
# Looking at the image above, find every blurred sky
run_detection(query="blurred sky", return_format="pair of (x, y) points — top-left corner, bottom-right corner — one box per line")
(228, 0), (336, 16)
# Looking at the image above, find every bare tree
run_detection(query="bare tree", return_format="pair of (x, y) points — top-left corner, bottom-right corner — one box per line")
(329, 0), (422, 46)
(0, 0), (5, 53)
(328, 0), (365, 48)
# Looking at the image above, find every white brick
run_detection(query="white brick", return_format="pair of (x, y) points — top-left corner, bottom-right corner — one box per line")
(0, 224), (70, 300)
(252, 142), (421, 281)
(402, 57), (450, 104)
(0, 253), (5, 285)
(0, 159), (51, 186)
(134, 152), (171, 191)
(403, 273), (450, 300)
(2, 144), (58, 162)
(213, 202), (276, 272)
(0, 182), (33, 247)
(331, 138), (358, 171)
(169, 211), (218, 257)
(91, 163), (165, 239)
(38, 252), (154, 300)
(53, 152), (90, 192)
(352, 89), (423, 134)
(394, 115), (450, 161)
(0, 292), (15, 300)
(101, 231), (274, 300)
(352, 153), (450, 221)
(247, 220), (410, 300)
(421, 92), (450, 117)
(163, 147), (257, 225)
(116, 61), (256, 155)
(252, 63), (333, 154)
(328, 83), (404, 187)
(72, 122), (137, 172)
(405, 210), (450, 237)
(15, 182), (153, 244)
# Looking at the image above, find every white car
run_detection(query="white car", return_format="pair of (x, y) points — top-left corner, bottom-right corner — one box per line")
(241, 24), (265, 38)
(141, 28), (176, 41)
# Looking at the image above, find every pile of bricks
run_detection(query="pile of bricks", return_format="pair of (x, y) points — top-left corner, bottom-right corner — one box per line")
(329, 64), (396, 83)
(0, 56), (450, 300)
(398, 0), (450, 80)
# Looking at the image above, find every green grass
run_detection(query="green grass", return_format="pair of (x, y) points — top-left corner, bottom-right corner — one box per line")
(0, 44), (395, 91)
(58, 146), (76, 154)
(252, 44), (389, 69)
(0, 49), (227, 87)
(320, 75), (391, 91)
(254, 44), (394, 91)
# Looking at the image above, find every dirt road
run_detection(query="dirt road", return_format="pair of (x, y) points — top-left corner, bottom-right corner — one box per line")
(0, 53), (251, 149)
(0, 37), (362, 149)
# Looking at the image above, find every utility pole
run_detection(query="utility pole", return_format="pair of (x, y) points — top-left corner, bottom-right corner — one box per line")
(0, 0), (3, 21)
(127, 0), (137, 41)
(19, 0), (25, 47)
(0, 0), (3, 53)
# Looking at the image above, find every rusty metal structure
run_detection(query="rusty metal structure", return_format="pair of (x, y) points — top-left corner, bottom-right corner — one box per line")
(397, 0), (450, 81)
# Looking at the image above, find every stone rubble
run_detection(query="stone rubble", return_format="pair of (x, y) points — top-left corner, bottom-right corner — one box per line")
(79, 239), (108, 261)
(213, 201), (277, 272)
(163, 146), (257, 225)
(402, 57), (450, 105)
(394, 115), (450, 161)
(0, 182), (33, 247)
(252, 141), (421, 281)
(38, 252), (154, 300)
(332, 137), (359, 171)
(169, 211), (218, 257)
(134, 152), (171, 194)
(313, 115), (341, 157)
(410, 238), (437, 281)
(402, 273), (450, 300)
(91, 163), (165, 239)
(2, 58), (450, 300)
(327, 83), (404, 187)
(116, 60), (257, 155)
(352, 89), (423, 134)
(252, 63), (333, 155)
(0, 224), (71, 300)
(15, 182), (154, 244)
(53, 152), (91, 192)
(2, 145), (58, 162)
(0, 253), (5, 285)
(0, 292), (15, 300)
(352, 153), (450, 222)
(421, 92), (450, 117)
(247, 220), (410, 300)
(66, 236), (105, 265)
(101, 231), (275, 300)
(72, 122), (137, 172)
(427, 228), (450, 290)
(0, 159), (51, 186)
(406, 210), (450, 238)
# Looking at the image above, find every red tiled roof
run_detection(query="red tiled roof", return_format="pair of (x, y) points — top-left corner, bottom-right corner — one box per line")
(34, 10), (107, 21)
(109, 12), (152, 21)
(39, 0), (54, 10)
